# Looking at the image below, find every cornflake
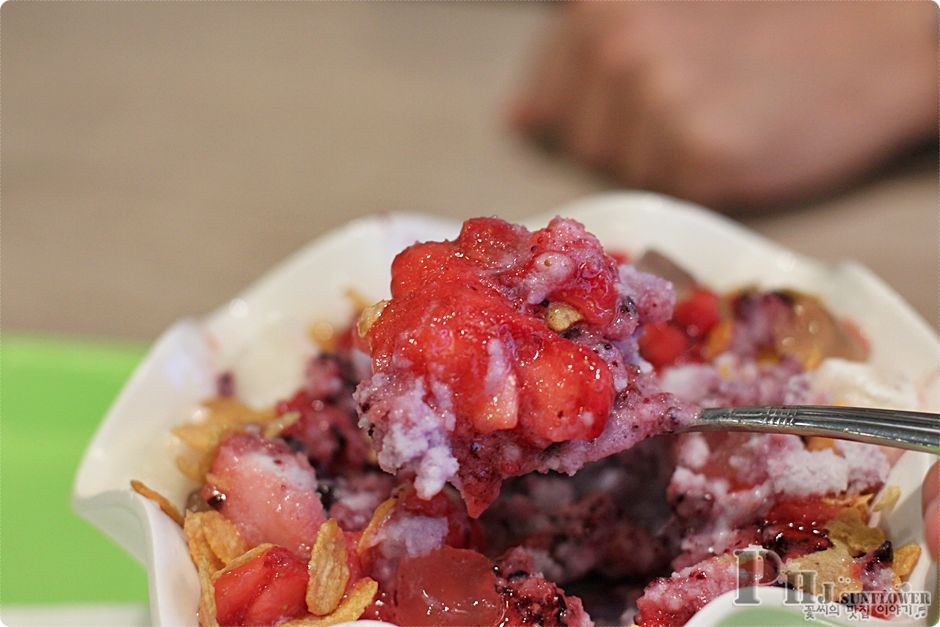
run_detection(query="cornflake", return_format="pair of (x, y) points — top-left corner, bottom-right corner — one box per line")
(307, 520), (350, 616)
(196, 558), (219, 627)
(357, 497), (397, 558)
(873, 485), (901, 513)
(184, 511), (223, 573)
(130, 480), (183, 527)
(893, 543), (922, 580)
(284, 578), (378, 627)
(784, 542), (861, 601)
(173, 398), (278, 481)
(200, 511), (248, 565)
(824, 509), (886, 554)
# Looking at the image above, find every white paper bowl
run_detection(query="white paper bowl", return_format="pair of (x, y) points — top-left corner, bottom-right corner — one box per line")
(73, 192), (939, 626)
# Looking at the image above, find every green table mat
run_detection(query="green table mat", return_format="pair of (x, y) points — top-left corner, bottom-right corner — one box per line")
(1, 334), (149, 604)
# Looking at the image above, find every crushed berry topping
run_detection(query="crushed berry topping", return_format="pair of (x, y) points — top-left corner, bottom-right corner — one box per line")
(356, 217), (688, 515)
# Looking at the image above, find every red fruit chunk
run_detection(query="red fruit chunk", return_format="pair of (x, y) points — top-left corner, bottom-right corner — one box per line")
(764, 497), (844, 528)
(450, 217), (530, 271)
(367, 217), (617, 445)
(214, 546), (308, 627)
(639, 322), (689, 369)
(357, 216), (688, 516)
(673, 288), (721, 338)
(369, 288), (528, 435)
(516, 339), (612, 441)
(390, 241), (466, 300)
(526, 224), (621, 327)
(395, 546), (504, 626)
(203, 432), (326, 557)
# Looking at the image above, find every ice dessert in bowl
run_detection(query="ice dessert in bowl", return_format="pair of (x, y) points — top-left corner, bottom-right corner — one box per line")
(355, 216), (692, 516)
(73, 194), (939, 626)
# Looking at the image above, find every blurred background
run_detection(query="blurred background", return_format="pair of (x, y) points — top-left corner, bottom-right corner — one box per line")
(1, 2), (936, 623)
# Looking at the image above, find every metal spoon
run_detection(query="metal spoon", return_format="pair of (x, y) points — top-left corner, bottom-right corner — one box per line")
(685, 405), (939, 454)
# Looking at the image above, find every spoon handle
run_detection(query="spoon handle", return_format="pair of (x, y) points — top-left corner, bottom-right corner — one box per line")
(687, 405), (940, 454)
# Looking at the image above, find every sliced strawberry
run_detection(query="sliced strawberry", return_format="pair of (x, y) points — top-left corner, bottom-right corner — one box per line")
(673, 288), (721, 339)
(390, 241), (463, 300)
(516, 338), (613, 442)
(458, 217), (530, 270)
(764, 497), (844, 529)
(526, 220), (620, 326)
(203, 432), (326, 557)
(214, 545), (308, 626)
(639, 322), (689, 369)
(372, 244), (615, 445)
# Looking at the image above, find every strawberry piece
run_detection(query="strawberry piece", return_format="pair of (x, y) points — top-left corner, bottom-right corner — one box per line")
(673, 288), (721, 339)
(203, 432), (326, 557)
(524, 219), (621, 327)
(214, 545), (308, 626)
(367, 217), (616, 445)
(357, 217), (685, 515)
(456, 217), (530, 270)
(763, 497), (844, 529)
(516, 338), (613, 441)
(639, 322), (689, 369)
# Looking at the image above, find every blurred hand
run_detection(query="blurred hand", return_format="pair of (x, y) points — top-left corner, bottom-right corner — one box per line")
(511, 2), (936, 209)
(924, 462), (939, 561)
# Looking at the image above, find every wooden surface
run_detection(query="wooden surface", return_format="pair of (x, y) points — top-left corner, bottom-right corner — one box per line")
(3, 3), (937, 340)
